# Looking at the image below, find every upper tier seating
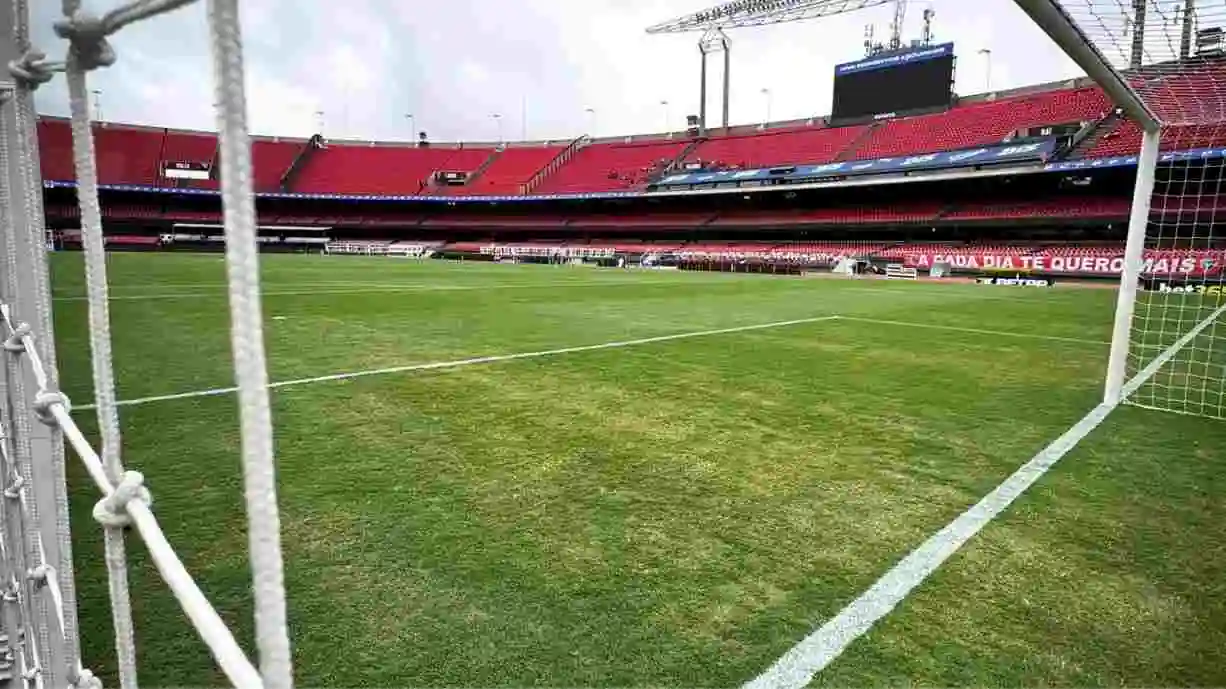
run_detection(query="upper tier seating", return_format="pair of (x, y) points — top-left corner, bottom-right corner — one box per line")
(161, 130), (219, 189)
(1082, 120), (1226, 158)
(1080, 60), (1226, 158)
(37, 119), (75, 182)
(534, 140), (687, 194)
(683, 124), (867, 169)
(93, 126), (166, 186)
(856, 86), (1110, 158)
(252, 140), (302, 192)
(294, 145), (491, 195)
(449, 145), (564, 196)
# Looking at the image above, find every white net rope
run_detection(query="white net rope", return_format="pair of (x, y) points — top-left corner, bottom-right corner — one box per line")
(1058, 0), (1226, 124)
(1051, 0), (1226, 418)
(2, 0), (293, 686)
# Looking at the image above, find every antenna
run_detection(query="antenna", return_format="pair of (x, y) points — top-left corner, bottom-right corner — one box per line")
(888, 0), (907, 51)
(864, 23), (875, 56)
(921, 6), (935, 46)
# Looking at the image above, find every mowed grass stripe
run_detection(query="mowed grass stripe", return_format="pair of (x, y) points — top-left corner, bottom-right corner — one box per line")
(75, 315), (841, 408)
(65, 309), (1105, 687)
(54, 254), (1211, 688)
(70, 314), (1111, 410)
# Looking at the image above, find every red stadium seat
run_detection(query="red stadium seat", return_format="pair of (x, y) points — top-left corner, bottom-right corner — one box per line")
(683, 124), (868, 169)
(448, 145), (565, 196)
(534, 140), (688, 194)
(857, 87), (1109, 159)
(160, 130), (219, 189)
(292, 144), (492, 195)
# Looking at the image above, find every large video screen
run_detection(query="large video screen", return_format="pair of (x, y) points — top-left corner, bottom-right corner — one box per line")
(831, 43), (954, 120)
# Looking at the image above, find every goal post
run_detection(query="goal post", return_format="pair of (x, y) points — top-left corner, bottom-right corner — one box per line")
(1013, 0), (1226, 417)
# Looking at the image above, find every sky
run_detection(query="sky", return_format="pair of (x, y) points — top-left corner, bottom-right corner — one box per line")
(29, 0), (1085, 144)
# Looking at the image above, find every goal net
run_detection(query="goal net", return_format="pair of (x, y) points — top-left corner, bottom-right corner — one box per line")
(1014, 0), (1226, 418)
(2, 1), (291, 688)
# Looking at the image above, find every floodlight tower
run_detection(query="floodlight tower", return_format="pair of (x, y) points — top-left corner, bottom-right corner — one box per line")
(647, 0), (895, 135)
(699, 27), (731, 134)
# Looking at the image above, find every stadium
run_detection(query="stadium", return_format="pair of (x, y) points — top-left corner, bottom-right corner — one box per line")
(2, 0), (1226, 687)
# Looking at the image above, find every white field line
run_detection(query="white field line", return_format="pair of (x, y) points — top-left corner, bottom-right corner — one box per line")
(74, 314), (1110, 411)
(50, 278), (712, 302)
(837, 316), (1111, 346)
(742, 302), (1226, 689)
(74, 315), (842, 410)
(839, 286), (1097, 303)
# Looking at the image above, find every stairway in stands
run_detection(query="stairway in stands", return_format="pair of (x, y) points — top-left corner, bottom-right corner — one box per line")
(833, 122), (881, 163)
(463, 148), (504, 187)
(279, 134), (324, 191)
(1066, 110), (1125, 158)
(522, 135), (588, 194)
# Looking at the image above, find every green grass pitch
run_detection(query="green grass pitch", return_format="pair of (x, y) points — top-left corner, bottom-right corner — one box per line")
(46, 253), (1226, 687)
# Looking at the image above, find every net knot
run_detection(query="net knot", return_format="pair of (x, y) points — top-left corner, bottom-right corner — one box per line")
(3, 475), (24, 500)
(32, 390), (69, 426)
(2, 324), (30, 353)
(26, 564), (52, 588)
(72, 668), (103, 689)
(53, 12), (118, 72)
(93, 471), (151, 529)
(7, 50), (65, 90)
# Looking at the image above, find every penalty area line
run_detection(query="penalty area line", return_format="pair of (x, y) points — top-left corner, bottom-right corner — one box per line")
(742, 301), (1226, 689)
(75, 315), (842, 410)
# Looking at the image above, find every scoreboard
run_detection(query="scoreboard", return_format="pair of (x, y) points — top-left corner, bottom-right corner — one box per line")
(831, 43), (955, 121)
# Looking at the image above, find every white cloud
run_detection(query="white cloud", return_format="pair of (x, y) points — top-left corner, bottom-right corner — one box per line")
(29, 0), (1088, 142)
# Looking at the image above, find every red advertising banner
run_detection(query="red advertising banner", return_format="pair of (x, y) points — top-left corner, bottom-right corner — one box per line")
(904, 252), (1225, 276)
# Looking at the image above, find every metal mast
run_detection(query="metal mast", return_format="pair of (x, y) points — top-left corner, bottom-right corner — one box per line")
(647, 0), (894, 134)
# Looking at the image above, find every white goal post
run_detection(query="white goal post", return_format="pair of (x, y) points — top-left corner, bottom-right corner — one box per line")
(1014, 0), (1226, 418)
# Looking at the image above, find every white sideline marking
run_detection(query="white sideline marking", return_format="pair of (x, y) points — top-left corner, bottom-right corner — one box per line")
(75, 315), (841, 410)
(838, 316), (1110, 346)
(743, 302), (1226, 689)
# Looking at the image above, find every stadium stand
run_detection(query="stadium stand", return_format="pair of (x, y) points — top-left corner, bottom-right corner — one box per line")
(943, 197), (1130, 221)
(35, 58), (1226, 284)
(682, 124), (868, 169)
(568, 212), (715, 228)
(854, 86), (1110, 159)
(36, 119), (76, 182)
(253, 139), (304, 192)
(160, 129), (219, 189)
(292, 144), (491, 195)
(449, 145), (566, 195)
(1082, 120), (1226, 158)
(533, 140), (688, 193)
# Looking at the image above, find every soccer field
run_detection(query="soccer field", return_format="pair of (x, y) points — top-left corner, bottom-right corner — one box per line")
(49, 254), (1226, 687)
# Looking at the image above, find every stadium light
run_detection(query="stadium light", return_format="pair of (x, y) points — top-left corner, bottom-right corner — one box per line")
(646, 0), (893, 34)
(978, 48), (992, 92)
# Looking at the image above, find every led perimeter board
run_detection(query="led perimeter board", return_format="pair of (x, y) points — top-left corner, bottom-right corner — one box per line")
(831, 42), (955, 121)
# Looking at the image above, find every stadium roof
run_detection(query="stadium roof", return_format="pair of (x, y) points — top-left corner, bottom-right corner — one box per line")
(646, 0), (893, 34)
